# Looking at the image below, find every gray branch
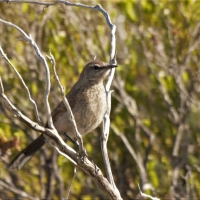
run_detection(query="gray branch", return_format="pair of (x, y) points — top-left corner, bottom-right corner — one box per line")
(0, 46), (41, 123)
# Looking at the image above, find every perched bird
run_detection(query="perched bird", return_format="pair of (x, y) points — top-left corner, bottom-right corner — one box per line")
(9, 60), (117, 169)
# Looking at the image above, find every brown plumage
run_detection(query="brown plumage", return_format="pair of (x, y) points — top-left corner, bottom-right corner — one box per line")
(9, 60), (117, 169)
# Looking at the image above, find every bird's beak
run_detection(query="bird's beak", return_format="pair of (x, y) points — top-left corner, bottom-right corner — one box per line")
(103, 64), (118, 69)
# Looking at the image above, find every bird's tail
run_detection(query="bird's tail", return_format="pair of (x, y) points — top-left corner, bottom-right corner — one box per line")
(9, 134), (46, 170)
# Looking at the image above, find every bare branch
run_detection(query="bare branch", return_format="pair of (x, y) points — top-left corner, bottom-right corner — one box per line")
(0, 18), (53, 128)
(138, 184), (160, 200)
(111, 125), (149, 185)
(0, 77), (44, 133)
(64, 167), (77, 200)
(0, 179), (36, 199)
(0, 46), (41, 123)
(47, 53), (85, 155)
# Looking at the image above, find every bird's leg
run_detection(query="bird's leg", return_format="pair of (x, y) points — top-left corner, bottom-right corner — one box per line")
(63, 133), (79, 147)
(63, 133), (87, 162)
(64, 133), (88, 161)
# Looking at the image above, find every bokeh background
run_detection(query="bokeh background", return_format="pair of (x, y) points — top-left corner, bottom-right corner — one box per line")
(1, 1), (200, 199)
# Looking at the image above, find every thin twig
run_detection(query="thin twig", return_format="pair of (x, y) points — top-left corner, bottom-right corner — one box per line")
(0, 18), (53, 128)
(0, 179), (37, 199)
(111, 125), (148, 185)
(47, 53), (85, 155)
(0, 46), (41, 123)
(64, 167), (77, 200)
(138, 184), (160, 200)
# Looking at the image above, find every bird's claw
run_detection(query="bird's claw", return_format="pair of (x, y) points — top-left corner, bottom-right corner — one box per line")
(79, 148), (87, 162)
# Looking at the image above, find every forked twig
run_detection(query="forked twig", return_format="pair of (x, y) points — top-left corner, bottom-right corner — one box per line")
(47, 53), (85, 155)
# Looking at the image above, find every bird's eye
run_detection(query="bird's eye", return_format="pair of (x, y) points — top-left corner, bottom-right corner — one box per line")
(93, 65), (99, 70)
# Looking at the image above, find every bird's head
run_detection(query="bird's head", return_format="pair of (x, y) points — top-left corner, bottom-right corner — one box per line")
(79, 60), (117, 84)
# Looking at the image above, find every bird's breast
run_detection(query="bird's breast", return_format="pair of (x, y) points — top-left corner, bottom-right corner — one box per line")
(74, 83), (107, 135)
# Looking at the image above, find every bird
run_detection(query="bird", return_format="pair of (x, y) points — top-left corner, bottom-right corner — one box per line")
(9, 60), (117, 169)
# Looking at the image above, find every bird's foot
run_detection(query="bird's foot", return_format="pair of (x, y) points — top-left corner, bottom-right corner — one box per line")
(79, 148), (88, 162)
(92, 160), (100, 174)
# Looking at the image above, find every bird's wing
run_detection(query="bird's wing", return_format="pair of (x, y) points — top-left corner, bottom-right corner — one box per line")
(50, 88), (80, 122)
